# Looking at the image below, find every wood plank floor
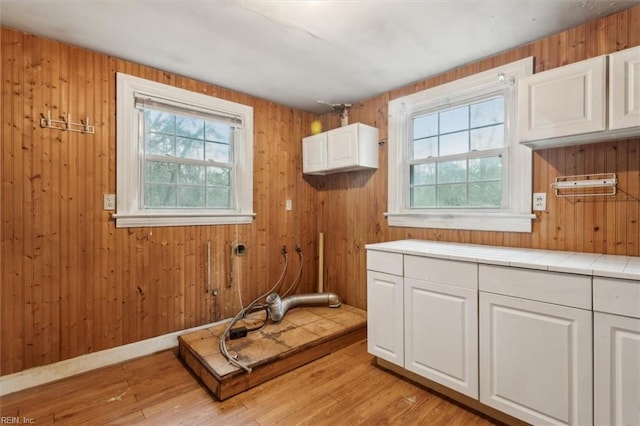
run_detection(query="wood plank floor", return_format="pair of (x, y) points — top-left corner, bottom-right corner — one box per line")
(1, 340), (498, 425)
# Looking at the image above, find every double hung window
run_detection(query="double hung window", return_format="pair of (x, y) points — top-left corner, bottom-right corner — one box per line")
(410, 95), (506, 209)
(116, 73), (254, 227)
(387, 58), (534, 232)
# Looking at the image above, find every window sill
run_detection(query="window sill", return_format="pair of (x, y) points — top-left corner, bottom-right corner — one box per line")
(113, 212), (256, 228)
(385, 211), (534, 233)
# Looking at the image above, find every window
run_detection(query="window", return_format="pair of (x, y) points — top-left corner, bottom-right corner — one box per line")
(115, 73), (254, 227)
(387, 58), (534, 232)
(410, 96), (505, 209)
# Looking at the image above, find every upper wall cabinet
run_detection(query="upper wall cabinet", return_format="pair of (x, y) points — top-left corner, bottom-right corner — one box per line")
(518, 55), (607, 143)
(302, 123), (379, 175)
(518, 46), (640, 149)
(609, 46), (640, 130)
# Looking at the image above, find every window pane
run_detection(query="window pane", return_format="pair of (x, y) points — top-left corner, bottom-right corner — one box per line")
(179, 164), (205, 185)
(178, 186), (205, 208)
(207, 166), (230, 186)
(205, 141), (231, 162)
(176, 137), (204, 161)
(411, 163), (436, 185)
(439, 131), (469, 156)
(413, 114), (438, 139)
(145, 184), (176, 208)
(439, 105), (468, 134)
(412, 136), (438, 160)
(176, 116), (204, 139)
(145, 133), (175, 156)
(470, 97), (504, 128)
(207, 187), (231, 208)
(469, 156), (502, 181)
(205, 122), (231, 143)
(145, 161), (177, 184)
(437, 184), (466, 207)
(438, 160), (467, 184)
(411, 186), (436, 208)
(145, 110), (175, 134)
(470, 124), (504, 151)
(142, 109), (236, 211)
(469, 181), (501, 207)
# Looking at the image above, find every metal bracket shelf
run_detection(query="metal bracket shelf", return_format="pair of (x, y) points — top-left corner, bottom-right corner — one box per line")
(551, 173), (617, 197)
(40, 110), (95, 134)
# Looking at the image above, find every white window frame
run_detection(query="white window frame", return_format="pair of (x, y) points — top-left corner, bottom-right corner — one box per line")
(115, 73), (254, 228)
(387, 57), (535, 233)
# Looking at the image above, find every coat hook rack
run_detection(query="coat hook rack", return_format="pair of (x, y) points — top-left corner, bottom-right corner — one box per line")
(40, 110), (95, 134)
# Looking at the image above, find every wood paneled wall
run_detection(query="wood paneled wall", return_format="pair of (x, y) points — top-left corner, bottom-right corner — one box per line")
(312, 6), (640, 309)
(2, 5), (640, 376)
(1, 27), (317, 375)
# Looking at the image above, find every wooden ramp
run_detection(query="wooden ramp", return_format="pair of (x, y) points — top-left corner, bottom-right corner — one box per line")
(178, 304), (367, 400)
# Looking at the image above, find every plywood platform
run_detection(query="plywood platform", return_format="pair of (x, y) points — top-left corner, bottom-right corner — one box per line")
(178, 304), (367, 400)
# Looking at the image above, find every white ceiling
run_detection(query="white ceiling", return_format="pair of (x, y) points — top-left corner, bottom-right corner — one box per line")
(1, 0), (638, 113)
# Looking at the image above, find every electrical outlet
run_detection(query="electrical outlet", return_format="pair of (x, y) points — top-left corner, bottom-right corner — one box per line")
(103, 193), (116, 211)
(533, 192), (546, 211)
(285, 199), (292, 211)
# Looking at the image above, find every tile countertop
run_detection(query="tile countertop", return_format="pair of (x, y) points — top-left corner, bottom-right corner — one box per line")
(365, 240), (640, 281)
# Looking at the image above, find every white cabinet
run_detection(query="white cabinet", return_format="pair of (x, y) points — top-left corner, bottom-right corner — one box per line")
(479, 266), (593, 426)
(366, 251), (478, 398)
(366, 240), (640, 426)
(404, 256), (478, 398)
(518, 55), (607, 145)
(609, 46), (640, 130)
(366, 250), (404, 366)
(594, 277), (640, 426)
(302, 123), (378, 175)
(519, 46), (640, 149)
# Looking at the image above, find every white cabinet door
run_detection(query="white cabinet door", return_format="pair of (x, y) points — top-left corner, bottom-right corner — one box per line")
(405, 278), (478, 398)
(609, 45), (640, 130)
(367, 270), (404, 366)
(326, 123), (378, 171)
(518, 55), (606, 142)
(327, 125), (359, 170)
(594, 312), (640, 426)
(479, 292), (592, 426)
(302, 133), (327, 174)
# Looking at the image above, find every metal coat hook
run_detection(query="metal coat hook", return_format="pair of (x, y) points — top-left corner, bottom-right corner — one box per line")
(40, 110), (95, 134)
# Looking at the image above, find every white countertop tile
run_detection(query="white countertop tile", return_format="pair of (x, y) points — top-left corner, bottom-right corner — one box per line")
(366, 239), (640, 280)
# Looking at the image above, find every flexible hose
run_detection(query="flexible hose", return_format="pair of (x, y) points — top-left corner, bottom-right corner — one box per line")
(219, 246), (289, 373)
(281, 245), (303, 298)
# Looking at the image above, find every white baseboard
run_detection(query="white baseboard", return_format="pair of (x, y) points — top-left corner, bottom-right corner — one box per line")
(0, 320), (225, 396)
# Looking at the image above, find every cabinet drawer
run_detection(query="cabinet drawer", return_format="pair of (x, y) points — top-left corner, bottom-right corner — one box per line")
(366, 250), (403, 276)
(479, 265), (591, 309)
(404, 255), (477, 290)
(593, 277), (640, 318)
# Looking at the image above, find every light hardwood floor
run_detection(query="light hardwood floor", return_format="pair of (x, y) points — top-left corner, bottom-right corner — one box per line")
(1, 340), (497, 425)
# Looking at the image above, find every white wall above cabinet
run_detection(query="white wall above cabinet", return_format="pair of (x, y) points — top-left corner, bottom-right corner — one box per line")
(519, 45), (640, 149)
(302, 123), (378, 175)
